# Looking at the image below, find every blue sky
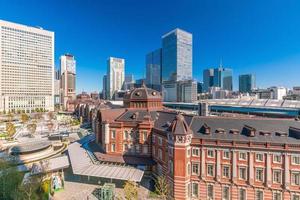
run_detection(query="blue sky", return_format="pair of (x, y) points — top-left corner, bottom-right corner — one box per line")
(1, 0), (300, 92)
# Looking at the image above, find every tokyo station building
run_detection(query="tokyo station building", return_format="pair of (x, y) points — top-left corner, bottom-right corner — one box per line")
(79, 85), (300, 200)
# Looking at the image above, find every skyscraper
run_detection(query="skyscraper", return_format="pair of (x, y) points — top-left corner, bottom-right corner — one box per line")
(60, 54), (76, 109)
(203, 69), (214, 92)
(213, 67), (233, 91)
(162, 28), (192, 82)
(0, 20), (54, 112)
(107, 57), (125, 99)
(102, 75), (107, 99)
(239, 74), (256, 93)
(124, 74), (135, 90)
(146, 48), (162, 91)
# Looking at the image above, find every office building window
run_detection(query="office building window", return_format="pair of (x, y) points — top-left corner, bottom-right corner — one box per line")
(291, 172), (300, 186)
(256, 168), (264, 182)
(239, 167), (247, 180)
(222, 186), (230, 200)
(239, 188), (246, 200)
(292, 155), (300, 165)
(273, 170), (282, 183)
(192, 163), (200, 175)
(273, 191), (282, 200)
(256, 190), (263, 200)
(273, 154), (282, 163)
(111, 130), (116, 139)
(158, 149), (162, 160)
(207, 164), (214, 177)
(208, 149), (214, 158)
(256, 153), (263, 162)
(292, 194), (300, 200)
(223, 166), (230, 178)
(124, 130), (129, 140)
(239, 152), (247, 160)
(192, 182), (198, 197)
(192, 148), (199, 156)
(223, 150), (230, 159)
(207, 185), (214, 200)
(111, 144), (115, 152)
(187, 162), (191, 176)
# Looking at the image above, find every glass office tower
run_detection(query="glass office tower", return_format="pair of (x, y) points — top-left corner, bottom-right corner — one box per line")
(161, 28), (192, 82)
(203, 69), (214, 92)
(146, 48), (162, 91)
(239, 74), (256, 93)
(213, 67), (233, 91)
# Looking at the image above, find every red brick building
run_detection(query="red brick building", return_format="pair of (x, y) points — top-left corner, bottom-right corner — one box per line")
(84, 85), (300, 200)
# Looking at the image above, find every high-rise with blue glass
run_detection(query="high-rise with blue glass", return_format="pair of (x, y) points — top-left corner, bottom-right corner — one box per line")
(161, 28), (192, 82)
(213, 67), (233, 91)
(146, 48), (162, 91)
(239, 74), (256, 93)
(203, 69), (214, 92)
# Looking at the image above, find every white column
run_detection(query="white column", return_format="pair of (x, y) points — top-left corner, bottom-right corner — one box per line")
(284, 153), (290, 189)
(216, 150), (221, 181)
(266, 153), (272, 187)
(249, 152), (254, 184)
(232, 151), (237, 182)
(201, 148), (206, 179)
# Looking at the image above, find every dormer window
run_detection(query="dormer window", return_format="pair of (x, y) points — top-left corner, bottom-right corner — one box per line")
(216, 128), (225, 134)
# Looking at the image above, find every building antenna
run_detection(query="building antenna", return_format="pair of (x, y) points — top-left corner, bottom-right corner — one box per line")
(219, 57), (223, 68)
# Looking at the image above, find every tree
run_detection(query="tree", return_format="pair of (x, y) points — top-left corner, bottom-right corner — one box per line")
(46, 121), (54, 134)
(6, 122), (16, 137)
(21, 113), (29, 124)
(123, 180), (138, 200)
(27, 123), (37, 137)
(0, 159), (23, 200)
(47, 111), (54, 120)
(7, 113), (13, 122)
(154, 176), (170, 200)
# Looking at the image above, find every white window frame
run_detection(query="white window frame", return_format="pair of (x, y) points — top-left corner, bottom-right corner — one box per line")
(291, 171), (300, 186)
(192, 147), (200, 156)
(192, 162), (200, 175)
(192, 182), (199, 198)
(292, 155), (300, 165)
(273, 154), (282, 164)
(239, 152), (247, 160)
(273, 170), (282, 184)
(223, 150), (230, 159)
(223, 165), (230, 178)
(273, 191), (282, 200)
(291, 193), (300, 200)
(256, 153), (264, 162)
(239, 188), (247, 200)
(239, 166), (247, 180)
(222, 186), (230, 200)
(207, 164), (214, 177)
(255, 190), (264, 200)
(255, 168), (264, 182)
(111, 143), (115, 152)
(207, 184), (214, 200)
(207, 149), (215, 158)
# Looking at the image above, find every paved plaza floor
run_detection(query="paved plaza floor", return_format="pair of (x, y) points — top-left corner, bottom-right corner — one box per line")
(52, 180), (154, 200)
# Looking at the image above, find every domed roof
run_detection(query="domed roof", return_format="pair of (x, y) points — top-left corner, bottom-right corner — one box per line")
(124, 84), (161, 101)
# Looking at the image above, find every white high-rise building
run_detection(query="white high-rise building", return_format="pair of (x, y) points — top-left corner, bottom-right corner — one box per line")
(106, 57), (125, 99)
(0, 20), (54, 113)
(60, 54), (76, 109)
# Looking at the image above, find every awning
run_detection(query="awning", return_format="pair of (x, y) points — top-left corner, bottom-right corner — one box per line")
(31, 155), (70, 175)
(68, 140), (144, 182)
